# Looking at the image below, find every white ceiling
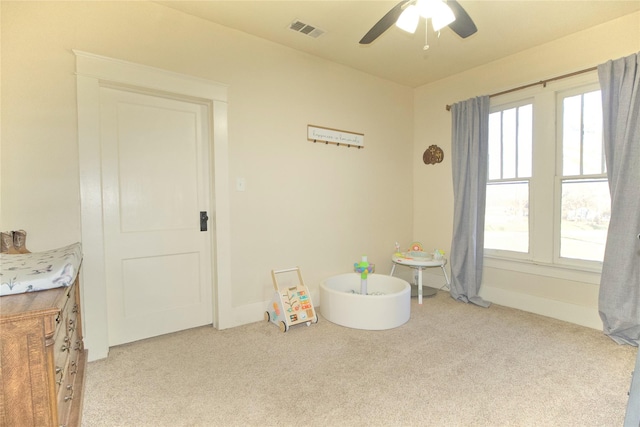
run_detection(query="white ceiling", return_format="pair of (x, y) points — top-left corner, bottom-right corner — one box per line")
(157, 0), (640, 88)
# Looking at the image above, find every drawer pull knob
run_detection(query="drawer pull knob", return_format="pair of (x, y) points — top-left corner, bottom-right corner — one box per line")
(56, 366), (65, 384)
(65, 385), (75, 401)
(61, 344), (70, 352)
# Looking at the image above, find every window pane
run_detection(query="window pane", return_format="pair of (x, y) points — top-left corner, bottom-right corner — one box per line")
(517, 104), (532, 178)
(488, 112), (502, 180)
(563, 95), (582, 176)
(560, 179), (610, 262)
(582, 91), (603, 174)
(485, 182), (529, 253)
(502, 108), (517, 179)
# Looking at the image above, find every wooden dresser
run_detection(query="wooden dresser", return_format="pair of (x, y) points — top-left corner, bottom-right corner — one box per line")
(0, 276), (87, 427)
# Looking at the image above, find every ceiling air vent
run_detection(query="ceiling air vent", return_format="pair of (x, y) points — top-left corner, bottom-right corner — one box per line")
(289, 20), (325, 39)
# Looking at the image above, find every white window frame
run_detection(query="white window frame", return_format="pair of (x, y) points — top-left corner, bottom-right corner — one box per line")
(553, 82), (607, 269)
(486, 98), (534, 261)
(484, 71), (604, 284)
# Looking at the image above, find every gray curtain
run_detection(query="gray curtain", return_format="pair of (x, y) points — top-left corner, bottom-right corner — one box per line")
(597, 52), (640, 346)
(449, 96), (491, 308)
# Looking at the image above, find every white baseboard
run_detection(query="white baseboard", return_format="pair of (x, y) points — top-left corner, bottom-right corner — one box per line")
(479, 285), (603, 330)
(220, 280), (602, 332)
(219, 301), (266, 329)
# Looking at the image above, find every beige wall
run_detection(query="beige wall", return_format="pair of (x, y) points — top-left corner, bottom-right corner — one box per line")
(2, 0), (639, 340)
(0, 1), (413, 319)
(413, 12), (640, 328)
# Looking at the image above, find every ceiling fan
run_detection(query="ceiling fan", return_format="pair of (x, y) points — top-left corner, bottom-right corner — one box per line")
(359, 0), (477, 45)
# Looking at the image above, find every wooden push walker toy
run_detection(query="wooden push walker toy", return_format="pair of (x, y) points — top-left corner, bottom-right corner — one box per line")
(265, 267), (318, 332)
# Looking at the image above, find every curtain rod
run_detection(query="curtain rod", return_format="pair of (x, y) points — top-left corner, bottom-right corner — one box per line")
(445, 66), (598, 111)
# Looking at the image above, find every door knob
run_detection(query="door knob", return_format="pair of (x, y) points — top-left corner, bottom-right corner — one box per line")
(200, 211), (209, 231)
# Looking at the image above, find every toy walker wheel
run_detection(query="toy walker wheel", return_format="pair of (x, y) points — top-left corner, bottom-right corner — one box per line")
(264, 311), (270, 322)
(279, 321), (288, 333)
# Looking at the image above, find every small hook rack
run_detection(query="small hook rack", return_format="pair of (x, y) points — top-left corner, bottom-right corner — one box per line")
(307, 125), (364, 149)
(311, 139), (362, 149)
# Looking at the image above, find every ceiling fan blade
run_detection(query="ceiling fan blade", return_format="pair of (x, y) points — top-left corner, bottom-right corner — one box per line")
(359, 0), (410, 45)
(446, 0), (477, 38)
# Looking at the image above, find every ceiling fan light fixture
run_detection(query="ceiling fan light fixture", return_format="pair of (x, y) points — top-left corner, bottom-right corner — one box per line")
(415, 0), (437, 19)
(431, 1), (455, 31)
(360, 0), (476, 45)
(395, 4), (420, 33)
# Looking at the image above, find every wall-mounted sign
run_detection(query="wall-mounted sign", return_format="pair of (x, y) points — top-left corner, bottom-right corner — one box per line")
(307, 125), (364, 148)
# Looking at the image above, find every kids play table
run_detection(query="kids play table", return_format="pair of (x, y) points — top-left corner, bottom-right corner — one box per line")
(390, 252), (450, 304)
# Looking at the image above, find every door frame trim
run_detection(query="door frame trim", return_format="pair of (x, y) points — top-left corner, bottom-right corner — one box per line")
(75, 50), (232, 360)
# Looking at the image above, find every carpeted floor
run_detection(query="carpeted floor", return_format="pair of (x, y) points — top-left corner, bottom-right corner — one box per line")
(82, 290), (637, 426)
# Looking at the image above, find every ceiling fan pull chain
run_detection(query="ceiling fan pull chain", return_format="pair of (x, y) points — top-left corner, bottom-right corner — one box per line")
(423, 23), (430, 50)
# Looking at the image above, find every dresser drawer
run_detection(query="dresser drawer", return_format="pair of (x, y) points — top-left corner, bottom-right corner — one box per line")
(57, 332), (85, 427)
(53, 321), (71, 392)
(58, 284), (85, 427)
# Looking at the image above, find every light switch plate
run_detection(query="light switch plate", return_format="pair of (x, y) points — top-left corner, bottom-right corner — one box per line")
(236, 177), (246, 192)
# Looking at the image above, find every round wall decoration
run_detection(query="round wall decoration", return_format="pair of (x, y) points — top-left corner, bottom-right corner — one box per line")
(423, 145), (444, 165)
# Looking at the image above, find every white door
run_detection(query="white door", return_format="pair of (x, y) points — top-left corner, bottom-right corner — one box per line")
(100, 86), (213, 346)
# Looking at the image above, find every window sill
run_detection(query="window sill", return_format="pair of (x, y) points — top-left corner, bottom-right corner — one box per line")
(483, 256), (601, 285)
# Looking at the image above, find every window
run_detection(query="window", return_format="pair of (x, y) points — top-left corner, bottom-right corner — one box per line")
(484, 77), (608, 271)
(558, 89), (609, 262)
(485, 103), (532, 254)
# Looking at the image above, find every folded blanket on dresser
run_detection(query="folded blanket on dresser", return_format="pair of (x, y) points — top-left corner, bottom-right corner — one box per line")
(0, 242), (82, 296)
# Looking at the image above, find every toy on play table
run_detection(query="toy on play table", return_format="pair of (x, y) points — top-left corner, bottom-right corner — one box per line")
(264, 267), (318, 332)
